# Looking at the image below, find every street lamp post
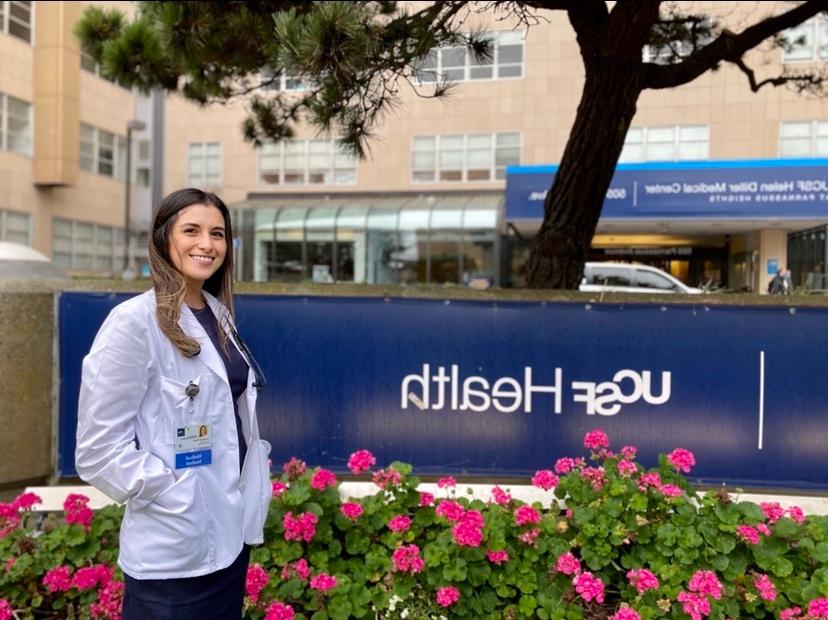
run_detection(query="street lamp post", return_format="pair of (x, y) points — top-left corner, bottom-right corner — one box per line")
(123, 119), (147, 277)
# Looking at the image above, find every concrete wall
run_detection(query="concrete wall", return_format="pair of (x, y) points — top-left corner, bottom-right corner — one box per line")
(0, 291), (54, 487)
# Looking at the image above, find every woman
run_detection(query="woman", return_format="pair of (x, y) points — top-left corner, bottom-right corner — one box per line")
(75, 188), (272, 619)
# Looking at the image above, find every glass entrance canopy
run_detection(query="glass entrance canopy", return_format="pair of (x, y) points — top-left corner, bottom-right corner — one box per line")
(231, 192), (502, 285)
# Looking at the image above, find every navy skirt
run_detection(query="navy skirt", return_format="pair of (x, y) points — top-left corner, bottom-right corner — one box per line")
(122, 545), (250, 620)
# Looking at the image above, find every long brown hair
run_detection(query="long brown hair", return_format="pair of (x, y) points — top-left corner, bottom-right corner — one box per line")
(148, 188), (235, 357)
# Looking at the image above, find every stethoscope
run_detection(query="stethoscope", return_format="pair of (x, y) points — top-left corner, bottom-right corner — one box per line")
(190, 312), (268, 391)
(226, 320), (268, 391)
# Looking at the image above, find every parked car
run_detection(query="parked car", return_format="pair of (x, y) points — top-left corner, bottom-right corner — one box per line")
(579, 262), (703, 294)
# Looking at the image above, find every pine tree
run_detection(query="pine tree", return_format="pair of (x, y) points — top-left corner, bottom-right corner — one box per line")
(77, 1), (828, 288)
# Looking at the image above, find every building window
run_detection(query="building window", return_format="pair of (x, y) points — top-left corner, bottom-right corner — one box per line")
(258, 139), (357, 186)
(0, 1), (32, 43)
(0, 93), (32, 156)
(417, 31), (525, 83)
(780, 121), (828, 157)
(136, 139), (151, 187)
(619, 125), (709, 162)
(259, 67), (309, 92)
(187, 142), (221, 187)
(411, 132), (520, 183)
(79, 123), (128, 180)
(52, 218), (122, 272)
(0, 208), (30, 245)
(782, 16), (828, 62)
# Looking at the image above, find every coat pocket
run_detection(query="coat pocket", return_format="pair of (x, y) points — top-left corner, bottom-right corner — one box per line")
(240, 438), (272, 544)
(123, 469), (209, 573)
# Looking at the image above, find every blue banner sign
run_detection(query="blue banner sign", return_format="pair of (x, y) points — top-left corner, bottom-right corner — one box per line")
(506, 158), (828, 221)
(58, 292), (828, 491)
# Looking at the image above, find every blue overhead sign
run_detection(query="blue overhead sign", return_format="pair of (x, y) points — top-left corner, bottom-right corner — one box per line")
(506, 158), (828, 221)
(59, 292), (828, 492)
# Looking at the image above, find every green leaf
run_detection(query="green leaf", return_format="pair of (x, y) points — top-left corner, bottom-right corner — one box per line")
(813, 542), (828, 562)
(519, 594), (538, 616)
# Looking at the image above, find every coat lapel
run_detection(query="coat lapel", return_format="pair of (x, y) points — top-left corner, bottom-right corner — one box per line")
(179, 303), (229, 385)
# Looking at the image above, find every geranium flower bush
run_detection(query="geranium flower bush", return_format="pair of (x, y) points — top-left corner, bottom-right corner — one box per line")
(3, 430), (828, 619)
(0, 493), (123, 619)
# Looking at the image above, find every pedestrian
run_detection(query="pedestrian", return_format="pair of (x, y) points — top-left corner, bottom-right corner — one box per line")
(782, 268), (793, 294)
(75, 188), (272, 619)
(768, 269), (785, 295)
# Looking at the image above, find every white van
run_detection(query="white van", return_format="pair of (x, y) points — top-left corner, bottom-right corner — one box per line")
(579, 262), (703, 294)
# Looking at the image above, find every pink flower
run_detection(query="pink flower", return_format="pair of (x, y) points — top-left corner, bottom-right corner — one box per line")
(531, 470), (559, 490)
(491, 486), (511, 505)
(756, 522), (771, 536)
(0, 599), (12, 620)
(4, 558), (15, 572)
(637, 472), (662, 491)
(808, 599), (828, 618)
(392, 544), (424, 574)
(309, 573), (337, 592)
(12, 492), (41, 511)
(518, 527), (540, 546)
(617, 460), (638, 477)
(627, 568), (659, 593)
(753, 573), (776, 601)
(373, 468), (402, 489)
(43, 566), (73, 592)
(437, 476), (456, 489)
(436, 586), (460, 607)
(514, 505), (541, 526)
(272, 481), (288, 498)
(667, 448), (696, 473)
(435, 500), (465, 522)
(621, 445), (638, 460)
(71, 565), (113, 591)
(610, 608), (641, 620)
(788, 505), (806, 524)
(89, 579), (123, 619)
(347, 449), (376, 475)
(677, 591), (711, 620)
(341, 502), (364, 521)
(388, 515), (412, 532)
(581, 466), (606, 491)
(452, 510), (484, 547)
(555, 552), (581, 576)
(246, 563), (269, 603)
(64, 494), (93, 531)
(282, 511), (318, 542)
(584, 429), (610, 450)
(736, 525), (760, 545)
(282, 457), (306, 479)
(264, 602), (295, 620)
(0, 504), (19, 536)
(419, 492), (435, 507)
(281, 559), (311, 581)
(759, 502), (785, 524)
(573, 571), (605, 603)
(310, 468), (337, 491)
(780, 607), (803, 620)
(659, 484), (682, 498)
(554, 457), (577, 474)
(688, 570), (723, 599)
(487, 550), (509, 564)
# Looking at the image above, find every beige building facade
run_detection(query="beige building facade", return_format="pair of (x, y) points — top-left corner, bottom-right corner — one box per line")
(3, 1), (828, 291)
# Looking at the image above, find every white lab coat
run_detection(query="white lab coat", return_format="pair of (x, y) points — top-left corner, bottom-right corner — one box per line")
(75, 289), (272, 579)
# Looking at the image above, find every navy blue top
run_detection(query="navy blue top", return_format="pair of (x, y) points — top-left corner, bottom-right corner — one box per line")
(190, 304), (249, 473)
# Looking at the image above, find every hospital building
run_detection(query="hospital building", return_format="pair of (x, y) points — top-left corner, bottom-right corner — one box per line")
(2, 1), (827, 292)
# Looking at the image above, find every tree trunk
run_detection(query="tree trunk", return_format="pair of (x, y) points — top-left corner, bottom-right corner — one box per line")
(525, 58), (645, 289)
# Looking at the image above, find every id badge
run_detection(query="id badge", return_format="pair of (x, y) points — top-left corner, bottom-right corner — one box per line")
(175, 423), (212, 469)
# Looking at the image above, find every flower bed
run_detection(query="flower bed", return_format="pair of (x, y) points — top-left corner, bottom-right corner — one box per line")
(2, 430), (828, 619)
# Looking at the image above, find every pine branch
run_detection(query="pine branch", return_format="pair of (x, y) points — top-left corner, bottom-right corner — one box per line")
(643, 0), (828, 90)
